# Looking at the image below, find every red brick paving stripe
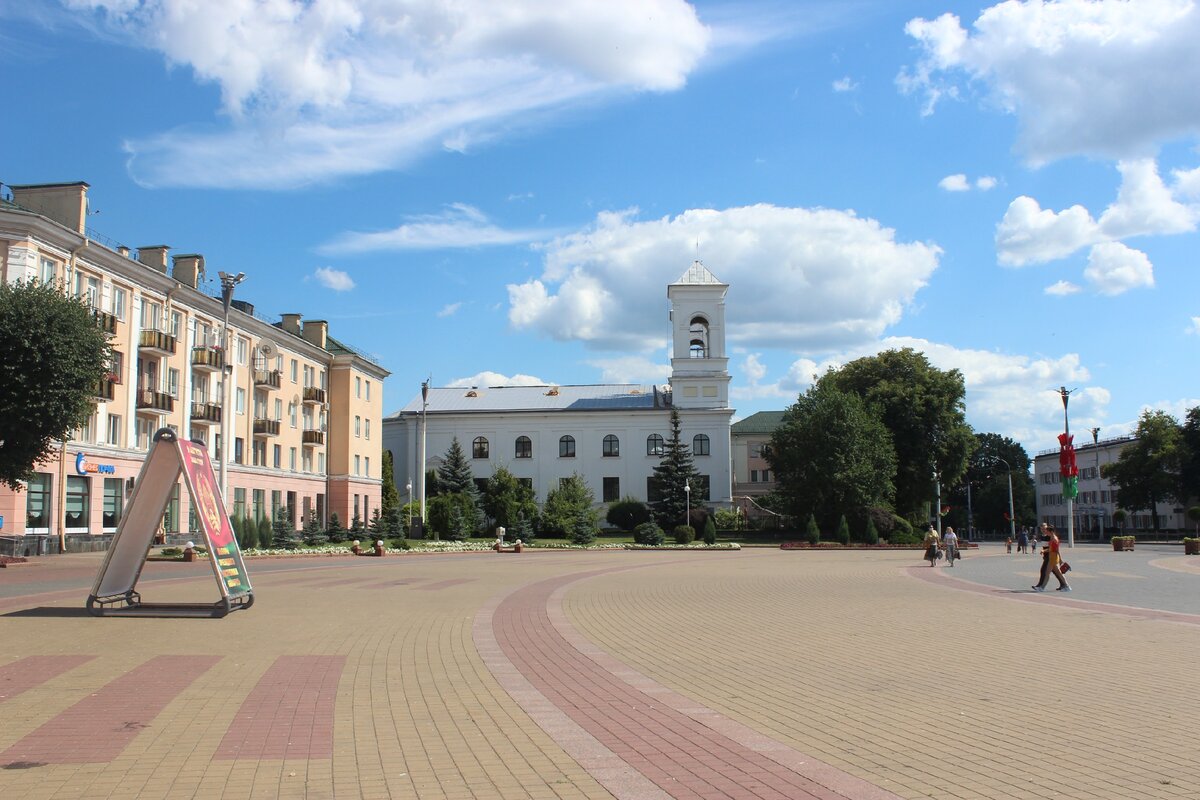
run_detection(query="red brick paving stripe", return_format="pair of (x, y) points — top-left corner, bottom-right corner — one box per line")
(906, 565), (1200, 626)
(415, 578), (473, 591)
(0, 655), (220, 764)
(214, 655), (345, 760)
(478, 564), (903, 800)
(0, 655), (95, 702)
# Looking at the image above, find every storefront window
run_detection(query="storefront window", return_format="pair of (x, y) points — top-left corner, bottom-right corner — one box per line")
(103, 477), (123, 529)
(66, 476), (90, 532)
(26, 473), (52, 531)
(162, 484), (180, 533)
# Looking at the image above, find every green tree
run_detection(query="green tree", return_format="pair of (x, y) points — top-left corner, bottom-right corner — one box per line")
(271, 507), (296, 549)
(569, 513), (598, 545)
(302, 512), (327, 546)
(428, 493), (478, 540)
(438, 437), (475, 494)
(804, 514), (820, 544)
(863, 517), (879, 545)
(649, 408), (702, 528)
(606, 497), (652, 531)
(368, 507), (385, 540)
(767, 381), (897, 529)
(950, 433), (1036, 534)
(511, 511), (535, 544)
(380, 450), (401, 517)
(835, 514), (851, 545)
(256, 515), (272, 547)
(483, 466), (538, 532)
(0, 279), (112, 489)
(702, 515), (717, 545)
(350, 509), (365, 537)
(1102, 410), (1184, 531)
(326, 512), (346, 543)
(1180, 407), (1200, 505)
(823, 348), (975, 520)
(542, 474), (598, 536)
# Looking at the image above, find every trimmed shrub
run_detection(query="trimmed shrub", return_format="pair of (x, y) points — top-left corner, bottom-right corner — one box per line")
(864, 518), (879, 545)
(633, 522), (665, 546)
(702, 515), (717, 545)
(673, 525), (696, 545)
(835, 515), (850, 545)
(804, 514), (820, 544)
(256, 516), (271, 548)
(606, 497), (652, 531)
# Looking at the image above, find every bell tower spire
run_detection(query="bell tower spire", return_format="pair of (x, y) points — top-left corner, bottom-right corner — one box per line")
(668, 261), (730, 409)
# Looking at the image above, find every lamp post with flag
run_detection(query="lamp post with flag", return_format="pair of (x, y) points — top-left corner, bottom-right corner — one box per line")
(1058, 386), (1077, 548)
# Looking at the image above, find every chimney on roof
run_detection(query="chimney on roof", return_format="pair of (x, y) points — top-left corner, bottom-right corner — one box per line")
(281, 313), (302, 335)
(117, 246), (130, 258)
(137, 245), (170, 273)
(171, 253), (204, 289)
(9, 182), (90, 234)
(302, 319), (328, 349)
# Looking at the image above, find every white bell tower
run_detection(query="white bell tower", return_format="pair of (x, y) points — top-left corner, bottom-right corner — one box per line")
(668, 262), (730, 409)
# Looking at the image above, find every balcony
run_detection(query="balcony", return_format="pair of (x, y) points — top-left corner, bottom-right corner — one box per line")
(254, 369), (282, 390)
(136, 389), (174, 414)
(302, 429), (325, 446)
(190, 402), (221, 424)
(191, 346), (225, 372)
(138, 329), (177, 356)
(94, 377), (117, 401)
(93, 310), (118, 334)
(253, 418), (280, 437)
(302, 386), (326, 405)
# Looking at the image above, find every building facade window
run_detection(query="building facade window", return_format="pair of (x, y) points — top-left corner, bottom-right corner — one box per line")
(25, 473), (52, 531)
(693, 434), (710, 456)
(364, 456), (370, 477)
(111, 286), (127, 320)
(234, 437), (244, 464)
(355, 376), (362, 398)
(602, 435), (620, 457)
(103, 477), (123, 530)
(473, 436), (490, 459)
(603, 477), (620, 503)
(253, 489), (266, 522)
(515, 436), (532, 458)
(354, 455), (361, 476)
(365, 419), (371, 440)
(233, 488), (247, 519)
(274, 444), (282, 468)
(647, 434), (665, 456)
(66, 476), (90, 532)
(355, 416), (361, 437)
(559, 435), (575, 458)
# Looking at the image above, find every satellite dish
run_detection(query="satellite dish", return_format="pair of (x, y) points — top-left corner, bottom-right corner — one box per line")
(257, 340), (278, 359)
(292, 393), (301, 405)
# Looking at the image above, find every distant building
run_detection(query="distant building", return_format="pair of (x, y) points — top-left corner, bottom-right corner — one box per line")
(0, 182), (388, 555)
(383, 263), (734, 513)
(1032, 434), (1188, 535)
(730, 411), (785, 520)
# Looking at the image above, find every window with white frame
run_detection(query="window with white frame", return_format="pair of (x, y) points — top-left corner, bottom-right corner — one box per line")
(111, 286), (127, 320)
(167, 367), (180, 398)
(364, 456), (370, 477)
(355, 376), (361, 398)
(354, 455), (361, 476)
(107, 414), (122, 446)
(290, 359), (298, 382)
(364, 419), (370, 440)
(274, 398), (282, 421)
(236, 388), (245, 414)
(237, 337), (248, 365)
(355, 416), (361, 437)
(365, 380), (371, 401)
(39, 256), (59, 285)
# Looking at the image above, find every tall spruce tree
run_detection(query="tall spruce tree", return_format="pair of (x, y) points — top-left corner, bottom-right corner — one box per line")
(380, 450), (401, 517)
(438, 437), (475, 494)
(650, 407), (702, 528)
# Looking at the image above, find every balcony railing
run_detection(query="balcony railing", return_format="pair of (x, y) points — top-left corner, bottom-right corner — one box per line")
(302, 386), (326, 405)
(302, 429), (325, 446)
(190, 402), (221, 423)
(93, 310), (118, 334)
(254, 369), (282, 389)
(138, 329), (178, 355)
(191, 346), (225, 371)
(136, 389), (174, 413)
(253, 418), (280, 437)
(94, 377), (116, 401)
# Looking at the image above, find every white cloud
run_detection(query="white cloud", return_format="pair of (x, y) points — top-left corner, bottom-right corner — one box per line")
(1188, 316), (1200, 335)
(437, 302), (462, 318)
(1084, 241), (1155, 295)
(1096, 159), (1197, 239)
(741, 353), (767, 383)
(508, 204), (942, 352)
(311, 266), (355, 291)
(975, 176), (997, 191)
(447, 371), (547, 388)
(72, 0), (715, 188)
(995, 196), (1098, 266)
(321, 204), (557, 253)
(585, 356), (669, 384)
(1044, 280), (1081, 296)
(729, 353), (792, 401)
(939, 173), (970, 192)
(832, 76), (857, 92)
(900, 1), (1200, 163)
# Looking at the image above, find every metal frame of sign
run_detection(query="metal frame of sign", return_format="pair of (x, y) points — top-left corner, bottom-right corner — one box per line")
(87, 428), (254, 618)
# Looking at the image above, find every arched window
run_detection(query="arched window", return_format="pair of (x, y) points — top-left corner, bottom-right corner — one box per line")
(559, 435), (576, 458)
(472, 436), (489, 459)
(692, 434), (710, 456)
(603, 434), (620, 457)
(689, 315), (709, 358)
(646, 434), (665, 456)
(515, 436), (532, 458)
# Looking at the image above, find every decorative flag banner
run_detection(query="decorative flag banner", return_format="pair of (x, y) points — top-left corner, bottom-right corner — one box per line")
(87, 428), (254, 617)
(1058, 432), (1079, 500)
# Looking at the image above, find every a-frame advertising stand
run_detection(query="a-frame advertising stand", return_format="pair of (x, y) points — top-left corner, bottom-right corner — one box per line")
(87, 428), (254, 618)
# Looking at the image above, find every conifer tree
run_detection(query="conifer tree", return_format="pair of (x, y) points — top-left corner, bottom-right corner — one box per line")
(438, 437), (475, 495)
(271, 507), (297, 549)
(302, 512), (327, 546)
(325, 512), (346, 543)
(380, 449), (401, 516)
(368, 507), (385, 539)
(650, 407), (702, 528)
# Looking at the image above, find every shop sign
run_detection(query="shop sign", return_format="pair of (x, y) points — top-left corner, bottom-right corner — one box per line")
(76, 453), (116, 475)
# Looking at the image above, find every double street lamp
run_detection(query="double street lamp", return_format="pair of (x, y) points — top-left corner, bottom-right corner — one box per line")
(684, 479), (691, 528)
(996, 457), (1016, 544)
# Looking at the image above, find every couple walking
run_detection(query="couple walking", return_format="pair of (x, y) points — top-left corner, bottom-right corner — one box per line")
(1032, 523), (1071, 592)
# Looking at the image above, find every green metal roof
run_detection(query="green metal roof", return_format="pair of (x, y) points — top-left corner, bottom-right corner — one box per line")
(731, 410), (786, 435)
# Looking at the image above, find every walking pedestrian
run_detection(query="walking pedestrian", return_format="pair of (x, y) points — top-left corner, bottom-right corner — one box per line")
(944, 526), (959, 566)
(1033, 524), (1070, 592)
(923, 524), (940, 567)
(1017, 527), (1029, 554)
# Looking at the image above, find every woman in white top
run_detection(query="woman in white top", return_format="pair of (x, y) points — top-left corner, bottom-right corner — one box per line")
(943, 526), (959, 566)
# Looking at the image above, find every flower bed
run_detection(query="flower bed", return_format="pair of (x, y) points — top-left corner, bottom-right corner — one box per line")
(779, 541), (978, 550)
(0, 555), (29, 568)
(623, 542), (741, 551)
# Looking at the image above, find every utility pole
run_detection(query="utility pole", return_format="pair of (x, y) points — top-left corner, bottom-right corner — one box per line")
(1060, 386), (1075, 548)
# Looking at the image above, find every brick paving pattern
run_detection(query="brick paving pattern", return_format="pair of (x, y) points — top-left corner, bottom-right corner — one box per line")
(0, 655), (94, 702)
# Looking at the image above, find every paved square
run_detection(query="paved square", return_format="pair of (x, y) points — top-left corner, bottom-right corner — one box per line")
(0, 545), (1196, 799)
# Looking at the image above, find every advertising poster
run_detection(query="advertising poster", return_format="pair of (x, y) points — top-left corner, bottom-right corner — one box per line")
(177, 439), (252, 598)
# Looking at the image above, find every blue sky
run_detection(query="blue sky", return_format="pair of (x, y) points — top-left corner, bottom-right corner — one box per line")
(3, 0), (1199, 457)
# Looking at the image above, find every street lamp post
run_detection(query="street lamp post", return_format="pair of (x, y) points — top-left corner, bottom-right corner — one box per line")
(1060, 386), (1074, 548)
(1091, 427), (1103, 542)
(997, 457), (1016, 544)
(684, 479), (691, 529)
(418, 379), (431, 540)
(405, 479), (413, 536)
(217, 271), (245, 504)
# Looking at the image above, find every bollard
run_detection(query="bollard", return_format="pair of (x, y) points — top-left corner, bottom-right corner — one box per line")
(374, 540), (385, 557)
(351, 539), (361, 555)
(514, 539), (523, 553)
(183, 541), (196, 562)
